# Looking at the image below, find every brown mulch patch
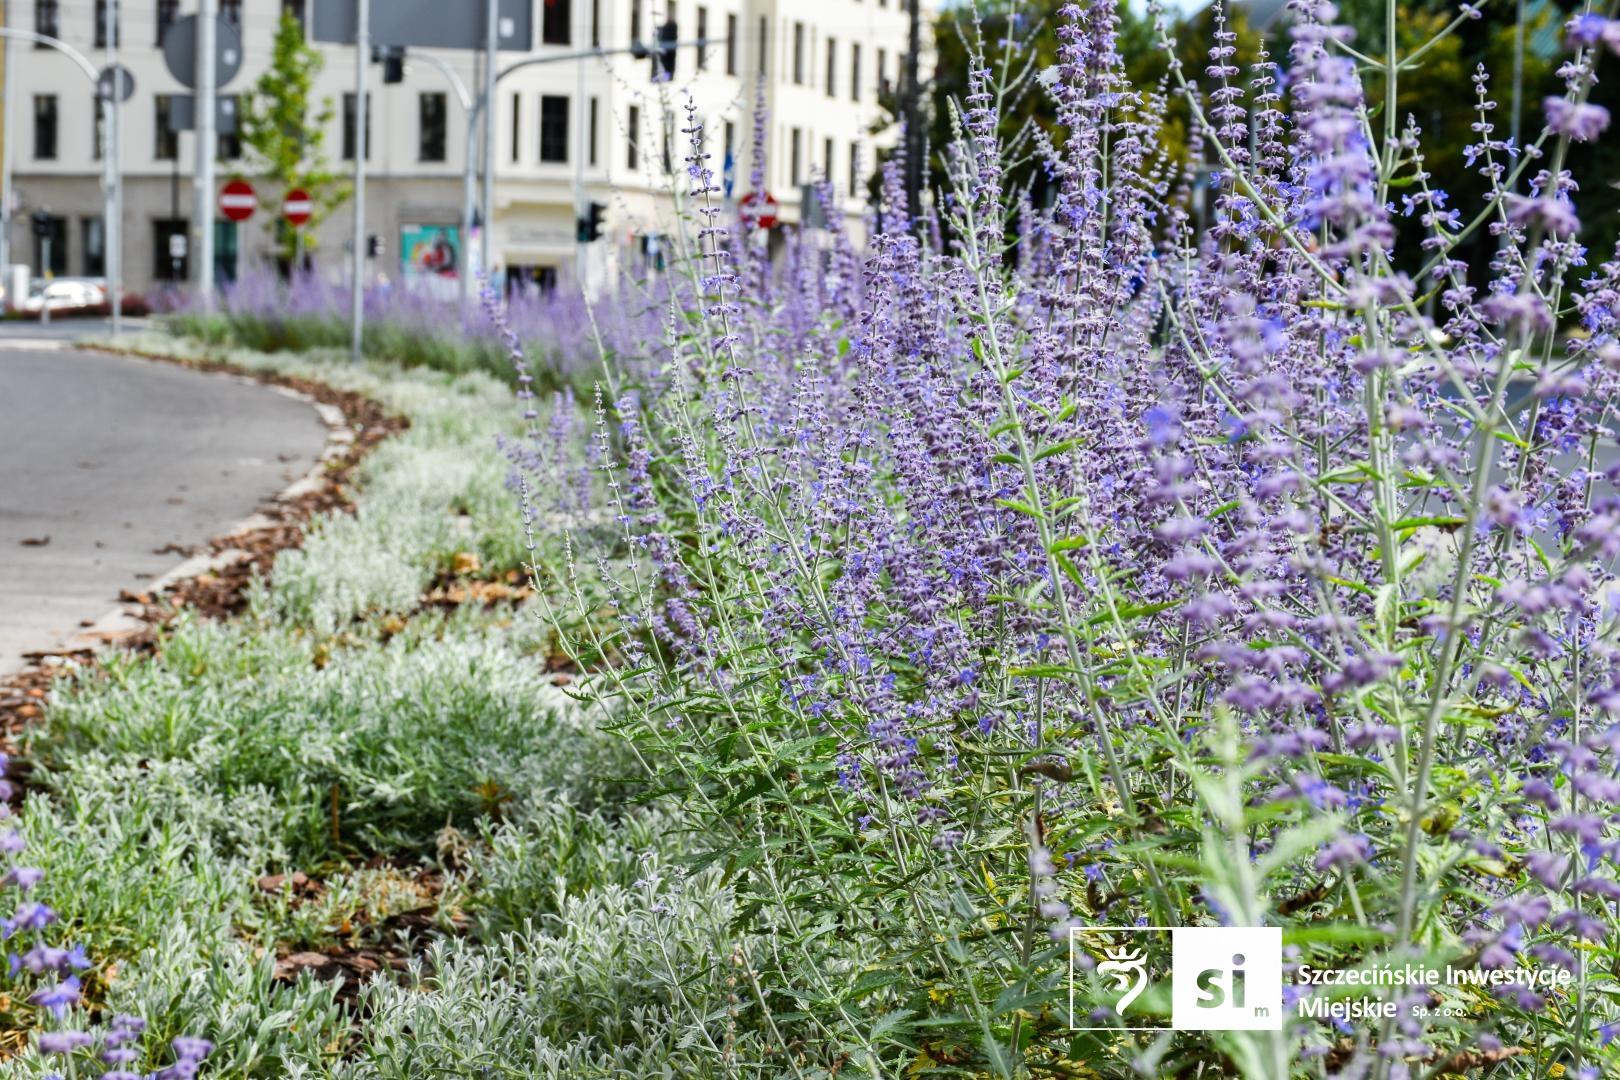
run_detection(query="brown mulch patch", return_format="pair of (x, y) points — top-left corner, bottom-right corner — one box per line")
(257, 860), (470, 1006)
(421, 560), (536, 612)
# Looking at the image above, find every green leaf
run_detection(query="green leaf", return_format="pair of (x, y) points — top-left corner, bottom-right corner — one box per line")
(996, 498), (1043, 519)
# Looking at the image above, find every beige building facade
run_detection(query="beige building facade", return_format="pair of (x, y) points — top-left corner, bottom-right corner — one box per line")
(0, 0), (917, 295)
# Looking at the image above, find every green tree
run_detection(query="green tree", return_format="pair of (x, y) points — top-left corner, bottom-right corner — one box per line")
(237, 12), (346, 266)
(924, 0), (1261, 207)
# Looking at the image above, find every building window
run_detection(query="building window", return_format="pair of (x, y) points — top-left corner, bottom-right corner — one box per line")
(877, 48), (888, 96)
(825, 38), (836, 96)
(507, 265), (558, 297)
(510, 93), (522, 161)
(155, 95), (179, 160)
(343, 92), (370, 161)
(661, 111), (673, 173)
(34, 0), (58, 43)
(157, 0), (180, 44)
(723, 119), (734, 164)
(849, 141), (860, 197)
(823, 136), (833, 181)
(281, 0), (307, 24)
(591, 0), (600, 46)
(420, 92), (447, 162)
(82, 217), (106, 277)
(756, 17), (767, 74)
(539, 95), (569, 163)
(790, 126), (802, 185)
(630, 0), (641, 45)
(725, 13), (737, 75)
(95, 0), (120, 46)
(851, 43), (862, 100)
(153, 219), (188, 281)
(33, 96), (58, 161)
(219, 96), (242, 159)
(792, 22), (805, 85)
(34, 215), (67, 275)
(696, 7), (707, 69)
(627, 104), (640, 169)
(543, 0), (571, 45)
(220, 0), (242, 26)
(589, 97), (599, 166)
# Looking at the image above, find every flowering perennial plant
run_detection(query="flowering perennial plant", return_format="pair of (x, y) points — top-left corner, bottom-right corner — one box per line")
(1, 754), (213, 1078)
(164, 267), (663, 395)
(505, 1), (1620, 1075)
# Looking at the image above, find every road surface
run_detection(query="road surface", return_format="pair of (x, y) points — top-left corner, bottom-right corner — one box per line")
(0, 339), (326, 675)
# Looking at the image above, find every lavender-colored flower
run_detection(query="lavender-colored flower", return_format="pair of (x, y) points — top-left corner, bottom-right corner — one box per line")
(36, 1030), (93, 1055)
(28, 976), (81, 1018)
(1316, 833), (1372, 872)
(1544, 97), (1611, 141)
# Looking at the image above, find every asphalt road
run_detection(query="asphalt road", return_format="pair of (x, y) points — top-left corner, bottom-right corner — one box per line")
(0, 339), (326, 675)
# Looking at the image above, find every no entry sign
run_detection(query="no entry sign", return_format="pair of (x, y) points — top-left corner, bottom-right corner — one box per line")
(740, 191), (779, 229)
(283, 188), (314, 228)
(219, 179), (257, 222)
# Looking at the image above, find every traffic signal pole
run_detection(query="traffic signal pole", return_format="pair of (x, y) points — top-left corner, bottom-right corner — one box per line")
(194, 0), (215, 304)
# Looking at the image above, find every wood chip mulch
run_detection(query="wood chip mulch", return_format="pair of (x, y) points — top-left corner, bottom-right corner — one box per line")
(256, 862), (470, 1006)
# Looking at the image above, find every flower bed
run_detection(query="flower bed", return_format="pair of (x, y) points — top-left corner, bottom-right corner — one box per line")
(502, 2), (1620, 1075)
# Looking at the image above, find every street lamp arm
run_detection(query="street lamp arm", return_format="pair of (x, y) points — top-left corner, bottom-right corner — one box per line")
(467, 38), (731, 121)
(0, 28), (100, 85)
(412, 52), (473, 113)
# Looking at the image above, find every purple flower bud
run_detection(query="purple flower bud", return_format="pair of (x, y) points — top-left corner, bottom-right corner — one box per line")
(2, 866), (45, 892)
(1544, 97), (1611, 142)
(1522, 777), (1560, 810)
(36, 1030), (93, 1055)
(28, 976), (81, 1018)
(1315, 832), (1372, 872)
(1526, 850), (1571, 889)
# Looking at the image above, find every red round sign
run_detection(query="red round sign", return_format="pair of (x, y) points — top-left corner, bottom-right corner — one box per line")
(219, 178), (256, 222)
(740, 191), (779, 229)
(283, 188), (314, 228)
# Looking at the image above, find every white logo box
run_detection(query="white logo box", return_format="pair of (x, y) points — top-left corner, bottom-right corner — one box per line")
(1069, 925), (1284, 1032)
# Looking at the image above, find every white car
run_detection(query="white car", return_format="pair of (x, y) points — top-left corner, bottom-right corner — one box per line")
(21, 278), (107, 313)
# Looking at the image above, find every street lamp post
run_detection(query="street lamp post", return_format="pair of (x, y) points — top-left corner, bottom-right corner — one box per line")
(350, 0), (370, 364)
(0, 27), (113, 326)
(194, 0), (216, 305)
(104, 0), (123, 337)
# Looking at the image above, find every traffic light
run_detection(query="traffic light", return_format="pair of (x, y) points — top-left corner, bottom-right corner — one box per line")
(366, 234), (385, 258)
(652, 20), (677, 82)
(576, 202), (607, 243)
(30, 211), (53, 238)
(373, 45), (406, 84)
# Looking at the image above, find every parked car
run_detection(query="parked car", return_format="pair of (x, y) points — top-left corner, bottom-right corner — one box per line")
(21, 278), (107, 313)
